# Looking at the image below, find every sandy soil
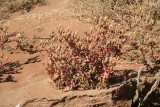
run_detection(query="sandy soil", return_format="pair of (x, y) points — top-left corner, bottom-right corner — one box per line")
(0, 0), (100, 106)
(0, 0), (158, 107)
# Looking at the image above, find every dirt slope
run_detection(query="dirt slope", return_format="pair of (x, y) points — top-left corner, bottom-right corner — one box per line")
(0, 0), (143, 107)
(0, 0), (91, 106)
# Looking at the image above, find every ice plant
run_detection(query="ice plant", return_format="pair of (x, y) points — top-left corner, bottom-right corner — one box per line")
(0, 26), (9, 70)
(42, 17), (126, 90)
(14, 32), (36, 53)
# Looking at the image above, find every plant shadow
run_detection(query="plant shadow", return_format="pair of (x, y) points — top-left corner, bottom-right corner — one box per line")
(23, 55), (41, 65)
(109, 69), (137, 86)
(0, 56), (41, 83)
(0, 61), (22, 83)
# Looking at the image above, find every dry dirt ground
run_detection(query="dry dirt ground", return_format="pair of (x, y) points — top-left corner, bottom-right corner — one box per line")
(0, 0), (155, 107)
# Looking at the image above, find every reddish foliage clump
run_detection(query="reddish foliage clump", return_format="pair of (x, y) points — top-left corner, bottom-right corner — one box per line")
(42, 17), (127, 90)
